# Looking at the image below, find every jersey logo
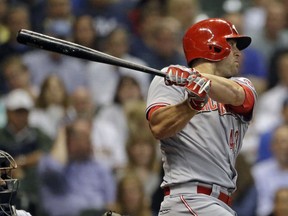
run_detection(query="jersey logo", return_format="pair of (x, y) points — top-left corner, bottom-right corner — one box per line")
(229, 129), (239, 152)
(200, 99), (235, 116)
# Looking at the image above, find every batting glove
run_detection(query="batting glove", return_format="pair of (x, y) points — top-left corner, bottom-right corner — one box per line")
(185, 75), (211, 111)
(165, 65), (199, 86)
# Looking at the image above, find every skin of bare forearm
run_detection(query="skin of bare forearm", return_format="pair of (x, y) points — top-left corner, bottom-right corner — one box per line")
(203, 73), (245, 106)
(149, 100), (197, 139)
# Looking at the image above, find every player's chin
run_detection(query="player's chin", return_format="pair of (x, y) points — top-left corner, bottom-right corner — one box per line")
(231, 66), (240, 76)
(225, 70), (239, 78)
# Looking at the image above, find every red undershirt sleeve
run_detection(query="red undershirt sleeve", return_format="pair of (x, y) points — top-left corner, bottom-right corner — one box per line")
(226, 84), (255, 115)
(147, 105), (166, 121)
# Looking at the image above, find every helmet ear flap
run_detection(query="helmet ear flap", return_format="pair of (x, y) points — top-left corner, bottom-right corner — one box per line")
(209, 44), (223, 53)
(206, 40), (231, 61)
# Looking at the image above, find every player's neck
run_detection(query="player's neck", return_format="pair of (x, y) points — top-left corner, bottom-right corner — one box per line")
(193, 62), (216, 75)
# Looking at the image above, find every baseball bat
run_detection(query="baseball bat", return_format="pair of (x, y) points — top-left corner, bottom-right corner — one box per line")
(16, 29), (166, 77)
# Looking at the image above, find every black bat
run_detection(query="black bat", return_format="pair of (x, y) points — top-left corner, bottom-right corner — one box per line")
(16, 29), (165, 77)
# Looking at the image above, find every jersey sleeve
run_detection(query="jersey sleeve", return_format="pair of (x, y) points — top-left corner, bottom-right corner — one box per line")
(146, 68), (187, 120)
(226, 77), (258, 120)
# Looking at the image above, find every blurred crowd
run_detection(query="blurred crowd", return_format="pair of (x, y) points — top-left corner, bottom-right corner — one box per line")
(0, 0), (287, 216)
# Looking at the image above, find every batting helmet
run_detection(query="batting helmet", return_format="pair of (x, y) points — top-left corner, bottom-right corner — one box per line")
(183, 18), (251, 66)
(0, 150), (19, 216)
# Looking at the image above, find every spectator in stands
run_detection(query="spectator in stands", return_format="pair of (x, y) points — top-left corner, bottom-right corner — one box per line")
(243, 0), (270, 37)
(124, 99), (151, 138)
(79, 0), (133, 38)
(0, 3), (31, 61)
(22, 19), (87, 94)
(112, 171), (152, 216)
(0, 88), (53, 215)
(38, 117), (116, 216)
(253, 48), (288, 136)
(268, 47), (288, 89)
(142, 16), (186, 71)
(246, 48), (288, 163)
(269, 188), (288, 216)
(248, 1), (288, 63)
(252, 124), (288, 216)
(1, 55), (38, 99)
(91, 77), (145, 174)
(28, 75), (70, 139)
(37, 0), (74, 34)
(119, 130), (161, 201)
(0, 4), (32, 94)
(16, 0), (46, 32)
(232, 153), (257, 216)
(86, 26), (150, 107)
(129, 1), (163, 69)
(65, 86), (99, 123)
(0, 55), (37, 128)
(165, 0), (208, 36)
(256, 97), (288, 163)
(72, 14), (99, 50)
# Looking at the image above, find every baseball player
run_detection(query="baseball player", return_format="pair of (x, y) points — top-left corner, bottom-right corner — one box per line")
(0, 150), (32, 216)
(146, 18), (257, 215)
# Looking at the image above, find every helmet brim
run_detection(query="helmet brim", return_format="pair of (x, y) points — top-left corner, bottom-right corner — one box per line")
(231, 36), (252, 50)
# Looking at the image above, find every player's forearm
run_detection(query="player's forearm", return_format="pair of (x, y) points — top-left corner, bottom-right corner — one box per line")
(203, 73), (245, 106)
(149, 100), (197, 139)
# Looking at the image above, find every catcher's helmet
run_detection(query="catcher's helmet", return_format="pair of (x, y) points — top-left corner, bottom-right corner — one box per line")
(0, 150), (19, 216)
(183, 18), (251, 66)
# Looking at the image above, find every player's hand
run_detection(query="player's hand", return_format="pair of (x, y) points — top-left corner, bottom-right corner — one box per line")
(165, 65), (199, 86)
(185, 75), (211, 110)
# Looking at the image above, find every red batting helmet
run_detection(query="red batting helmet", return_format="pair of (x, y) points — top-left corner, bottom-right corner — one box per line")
(183, 18), (251, 66)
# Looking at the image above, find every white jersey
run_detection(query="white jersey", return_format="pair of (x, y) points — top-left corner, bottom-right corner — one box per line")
(146, 75), (257, 191)
(16, 210), (32, 216)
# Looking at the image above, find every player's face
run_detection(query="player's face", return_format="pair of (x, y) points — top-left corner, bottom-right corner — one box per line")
(215, 39), (241, 78)
(0, 169), (8, 188)
(272, 126), (288, 167)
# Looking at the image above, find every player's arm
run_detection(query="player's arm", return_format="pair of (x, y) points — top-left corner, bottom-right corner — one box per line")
(149, 66), (210, 139)
(202, 73), (245, 106)
(164, 64), (244, 106)
(202, 73), (256, 117)
(165, 65), (255, 114)
(148, 101), (197, 139)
